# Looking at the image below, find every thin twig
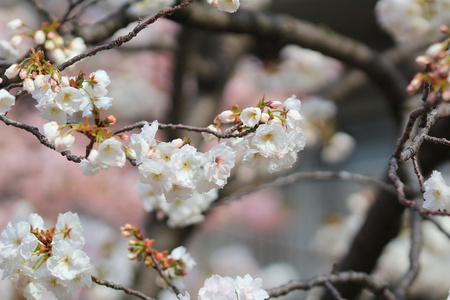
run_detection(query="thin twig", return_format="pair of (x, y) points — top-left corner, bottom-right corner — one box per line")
(91, 275), (156, 300)
(411, 155), (425, 193)
(324, 282), (346, 300)
(26, 0), (53, 22)
(266, 271), (396, 300)
(394, 211), (422, 299)
(60, 0), (86, 24)
(0, 115), (83, 163)
(113, 121), (258, 139)
(422, 215), (450, 240)
(57, 0), (193, 71)
(149, 251), (181, 295)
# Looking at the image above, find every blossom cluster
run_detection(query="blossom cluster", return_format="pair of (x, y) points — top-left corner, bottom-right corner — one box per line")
(214, 95), (306, 173)
(422, 170), (450, 211)
(0, 212), (93, 300)
(407, 35), (450, 98)
(131, 120), (235, 203)
(121, 224), (195, 287)
(178, 274), (269, 300)
(375, 0), (450, 46)
(138, 183), (218, 227)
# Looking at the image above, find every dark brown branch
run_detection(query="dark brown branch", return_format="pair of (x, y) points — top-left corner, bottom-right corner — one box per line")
(91, 275), (155, 300)
(267, 271), (396, 300)
(26, 0), (53, 22)
(0, 115), (83, 163)
(169, 3), (408, 123)
(57, 0), (193, 71)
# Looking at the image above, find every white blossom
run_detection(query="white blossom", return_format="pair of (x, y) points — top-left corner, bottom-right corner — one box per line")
(240, 107), (261, 127)
(43, 121), (61, 142)
(198, 275), (237, 300)
(422, 171), (450, 211)
(0, 89), (15, 115)
(235, 274), (269, 300)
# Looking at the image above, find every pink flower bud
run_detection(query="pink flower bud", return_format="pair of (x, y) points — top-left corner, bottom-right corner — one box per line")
(19, 68), (28, 80)
(218, 110), (236, 123)
(23, 77), (35, 93)
(0, 78), (3, 84)
(104, 115), (116, 126)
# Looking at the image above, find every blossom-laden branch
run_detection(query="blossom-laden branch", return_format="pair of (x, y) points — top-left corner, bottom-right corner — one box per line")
(113, 120), (258, 139)
(57, 0), (194, 71)
(0, 114), (83, 163)
(91, 275), (156, 300)
(266, 271), (396, 300)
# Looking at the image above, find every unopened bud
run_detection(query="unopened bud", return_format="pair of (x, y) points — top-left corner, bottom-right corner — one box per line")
(34, 74), (46, 89)
(172, 138), (184, 148)
(61, 75), (69, 87)
(104, 115), (116, 126)
(5, 64), (20, 79)
(34, 30), (46, 45)
(269, 101), (282, 108)
(218, 110), (235, 123)
(23, 77), (35, 93)
(426, 43), (444, 58)
(118, 133), (128, 141)
(10, 35), (23, 47)
(51, 71), (60, 82)
(415, 55), (431, 66)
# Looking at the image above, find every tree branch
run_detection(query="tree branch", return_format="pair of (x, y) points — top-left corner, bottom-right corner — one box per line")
(0, 115), (83, 163)
(91, 275), (156, 300)
(169, 3), (408, 123)
(267, 271), (396, 300)
(58, 0), (194, 71)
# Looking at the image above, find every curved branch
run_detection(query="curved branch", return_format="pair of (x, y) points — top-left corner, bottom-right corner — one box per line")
(267, 271), (396, 300)
(0, 115), (83, 163)
(169, 3), (408, 122)
(91, 275), (155, 300)
(58, 0), (194, 71)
